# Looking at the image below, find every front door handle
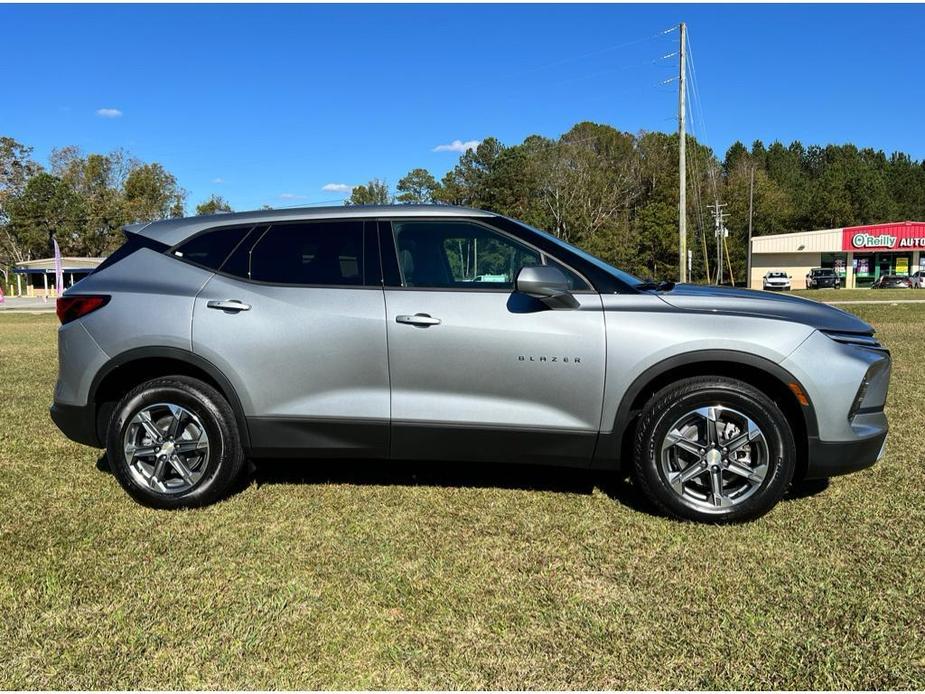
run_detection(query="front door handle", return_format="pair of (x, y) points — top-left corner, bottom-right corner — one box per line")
(207, 299), (251, 312)
(396, 313), (441, 327)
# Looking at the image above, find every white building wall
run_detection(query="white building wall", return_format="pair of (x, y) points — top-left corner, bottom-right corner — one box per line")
(750, 252), (822, 290)
(751, 228), (842, 255)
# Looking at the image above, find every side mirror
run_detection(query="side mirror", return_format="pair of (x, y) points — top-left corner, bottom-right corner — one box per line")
(515, 265), (580, 310)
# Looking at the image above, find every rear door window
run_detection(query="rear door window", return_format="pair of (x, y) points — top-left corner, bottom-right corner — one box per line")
(225, 220), (365, 286)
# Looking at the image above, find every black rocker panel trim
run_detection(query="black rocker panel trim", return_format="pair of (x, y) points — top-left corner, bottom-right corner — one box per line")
(247, 416), (389, 459)
(391, 421), (596, 468)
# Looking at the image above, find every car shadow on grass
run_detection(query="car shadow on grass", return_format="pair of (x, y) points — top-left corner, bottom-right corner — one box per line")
(97, 451), (658, 514)
(94, 453), (829, 517)
(252, 459), (667, 517)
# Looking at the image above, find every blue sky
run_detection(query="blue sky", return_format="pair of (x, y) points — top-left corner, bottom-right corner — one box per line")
(2, 3), (924, 212)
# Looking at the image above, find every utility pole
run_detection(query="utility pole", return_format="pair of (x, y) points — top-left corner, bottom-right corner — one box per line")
(707, 201), (728, 286)
(747, 165), (755, 289)
(677, 21), (687, 283)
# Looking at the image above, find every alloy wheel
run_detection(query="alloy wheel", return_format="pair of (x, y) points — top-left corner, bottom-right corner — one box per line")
(122, 403), (210, 494)
(660, 405), (769, 511)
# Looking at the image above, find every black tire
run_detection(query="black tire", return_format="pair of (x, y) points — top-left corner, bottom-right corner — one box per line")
(632, 375), (796, 523)
(106, 376), (246, 509)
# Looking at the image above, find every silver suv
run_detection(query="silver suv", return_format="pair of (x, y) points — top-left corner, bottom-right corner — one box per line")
(51, 206), (891, 522)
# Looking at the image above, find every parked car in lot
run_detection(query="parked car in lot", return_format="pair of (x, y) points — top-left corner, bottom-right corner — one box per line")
(805, 268), (840, 289)
(762, 271), (791, 291)
(51, 205), (891, 523)
(872, 275), (911, 289)
(909, 270), (924, 289)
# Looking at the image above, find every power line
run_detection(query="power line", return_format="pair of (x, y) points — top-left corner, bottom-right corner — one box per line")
(475, 25), (679, 88)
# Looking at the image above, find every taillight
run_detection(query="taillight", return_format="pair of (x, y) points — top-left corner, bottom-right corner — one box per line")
(56, 295), (110, 325)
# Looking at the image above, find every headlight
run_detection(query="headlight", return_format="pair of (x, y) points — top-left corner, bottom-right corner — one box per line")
(848, 376), (871, 419)
(821, 330), (883, 349)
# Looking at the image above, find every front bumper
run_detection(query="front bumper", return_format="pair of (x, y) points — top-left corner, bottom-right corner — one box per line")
(50, 401), (102, 448)
(805, 429), (887, 479)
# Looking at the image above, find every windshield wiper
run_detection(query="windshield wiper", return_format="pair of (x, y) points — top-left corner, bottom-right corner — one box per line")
(635, 279), (676, 292)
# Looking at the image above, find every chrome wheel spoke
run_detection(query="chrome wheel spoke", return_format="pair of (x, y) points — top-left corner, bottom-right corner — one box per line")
(167, 405), (188, 439)
(151, 455), (169, 484)
(709, 466), (730, 507)
(727, 461), (768, 484)
(724, 423), (764, 453)
(138, 410), (164, 443)
(168, 454), (195, 485)
(668, 461), (708, 493)
(128, 444), (158, 459)
(175, 433), (208, 454)
(695, 407), (720, 446)
(665, 429), (703, 458)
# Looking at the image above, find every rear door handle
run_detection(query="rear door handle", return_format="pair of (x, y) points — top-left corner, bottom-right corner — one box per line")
(207, 299), (251, 312)
(396, 313), (441, 327)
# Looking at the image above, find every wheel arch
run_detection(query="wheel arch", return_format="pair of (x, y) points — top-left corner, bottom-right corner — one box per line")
(596, 350), (817, 481)
(89, 347), (250, 449)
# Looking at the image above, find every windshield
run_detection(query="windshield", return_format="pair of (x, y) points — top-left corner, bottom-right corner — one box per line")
(768, 272), (786, 278)
(513, 220), (643, 286)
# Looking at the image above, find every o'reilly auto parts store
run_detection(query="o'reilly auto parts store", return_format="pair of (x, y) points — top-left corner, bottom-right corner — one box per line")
(750, 221), (925, 289)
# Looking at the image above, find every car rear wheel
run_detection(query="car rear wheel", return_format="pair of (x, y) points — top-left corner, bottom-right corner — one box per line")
(106, 376), (246, 509)
(632, 376), (796, 523)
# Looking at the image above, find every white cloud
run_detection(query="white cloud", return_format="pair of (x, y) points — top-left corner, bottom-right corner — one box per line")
(432, 139), (480, 153)
(211, 177), (224, 184)
(322, 183), (352, 194)
(278, 193), (307, 200)
(96, 108), (123, 118)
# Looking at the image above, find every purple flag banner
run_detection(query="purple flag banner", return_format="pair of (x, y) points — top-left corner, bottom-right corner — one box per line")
(53, 238), (64, 297)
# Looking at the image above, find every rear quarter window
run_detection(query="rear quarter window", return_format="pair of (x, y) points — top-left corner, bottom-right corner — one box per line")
(172, 225), (254, 270)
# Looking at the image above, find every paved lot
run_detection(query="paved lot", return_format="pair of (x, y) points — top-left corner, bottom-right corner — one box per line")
(0, 296), (56, 312)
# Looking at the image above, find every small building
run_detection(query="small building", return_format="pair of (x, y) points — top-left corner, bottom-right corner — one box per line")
(12, 257), (104, 298)
(750, 221), (925, 289)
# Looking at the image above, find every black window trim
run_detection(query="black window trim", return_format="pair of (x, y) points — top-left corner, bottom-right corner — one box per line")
(168, 219), (383, 290)
(380, 217), (596, 294)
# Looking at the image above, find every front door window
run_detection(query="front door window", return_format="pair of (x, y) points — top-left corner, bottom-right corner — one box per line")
(392, 220), (589, 291)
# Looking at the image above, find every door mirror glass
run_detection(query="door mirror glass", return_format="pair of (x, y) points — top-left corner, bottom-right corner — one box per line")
(515, 265), (579, 309)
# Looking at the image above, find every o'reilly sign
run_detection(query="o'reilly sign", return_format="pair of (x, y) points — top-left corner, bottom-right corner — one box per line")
(842, 223), (925, 250)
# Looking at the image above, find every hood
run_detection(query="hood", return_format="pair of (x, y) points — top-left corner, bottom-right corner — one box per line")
(651, 284), (874, 334)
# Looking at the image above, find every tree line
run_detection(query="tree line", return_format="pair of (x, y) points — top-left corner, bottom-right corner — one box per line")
(3, 122), (925, 289)
(0, 136), (231, 287)
(349, 123), (925, 283)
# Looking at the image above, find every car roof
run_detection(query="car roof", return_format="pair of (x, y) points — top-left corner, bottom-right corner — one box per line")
(127, 204), (496, 247)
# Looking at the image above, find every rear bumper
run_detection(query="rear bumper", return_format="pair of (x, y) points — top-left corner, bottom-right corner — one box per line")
(805, 430), (887, 480)
(50, 401), (102, 448)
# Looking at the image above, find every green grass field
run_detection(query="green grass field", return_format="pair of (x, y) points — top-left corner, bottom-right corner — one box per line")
(1, 309), (923, 689)
(790, 288), (923, 302)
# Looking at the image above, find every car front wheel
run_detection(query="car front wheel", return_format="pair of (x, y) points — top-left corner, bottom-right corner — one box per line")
(106, 376), (246, 509)
(632, 376), (796, 523)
